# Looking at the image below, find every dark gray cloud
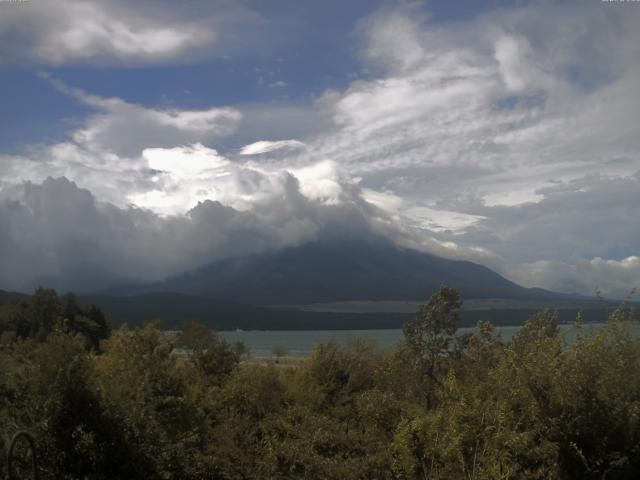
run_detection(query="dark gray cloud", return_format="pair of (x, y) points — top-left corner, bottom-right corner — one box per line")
(0, 176), (399, 294)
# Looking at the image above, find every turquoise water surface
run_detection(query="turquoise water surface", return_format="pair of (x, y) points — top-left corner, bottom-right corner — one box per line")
(219, 323), (635, 357)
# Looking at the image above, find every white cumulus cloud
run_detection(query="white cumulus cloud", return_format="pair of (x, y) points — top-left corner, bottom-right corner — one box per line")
(239, 140), (306, 156)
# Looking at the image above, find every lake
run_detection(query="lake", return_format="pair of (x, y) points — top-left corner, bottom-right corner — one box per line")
(219, 323), (631, 357)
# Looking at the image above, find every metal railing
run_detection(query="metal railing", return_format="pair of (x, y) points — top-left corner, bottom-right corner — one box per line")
(6, 431), (38, 480)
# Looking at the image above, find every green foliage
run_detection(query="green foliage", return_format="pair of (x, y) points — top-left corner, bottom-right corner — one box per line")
(402, 284), (462, 406)
(1, 285), (640, 479)
(0, 331), (142, 479)
(177, 321), (240, 385)
(0, 287), (110, 349)
(403, 284), (462, 363)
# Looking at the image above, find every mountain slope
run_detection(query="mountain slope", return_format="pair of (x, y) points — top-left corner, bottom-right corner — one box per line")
(132, 239), (577, 305)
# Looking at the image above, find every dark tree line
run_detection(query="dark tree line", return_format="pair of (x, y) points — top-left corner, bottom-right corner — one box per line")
(0, 287), (109, 349)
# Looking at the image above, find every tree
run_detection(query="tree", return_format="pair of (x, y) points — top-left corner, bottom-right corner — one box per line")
(402, 285), (462, 401)
(94, 324), (203, 478)
(177, 321), (239, 384)
(0, 330), (142, 479)
(0, 288), (110, 349)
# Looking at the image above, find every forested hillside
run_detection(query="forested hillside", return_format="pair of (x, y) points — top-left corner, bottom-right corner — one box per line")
(133, 240), (575, 305)
(1, 287), (639, 479)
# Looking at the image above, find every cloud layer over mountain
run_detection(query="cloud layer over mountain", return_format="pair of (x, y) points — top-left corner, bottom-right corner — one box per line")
(1, 1), (639, 298)
(0, 176), (401, 293)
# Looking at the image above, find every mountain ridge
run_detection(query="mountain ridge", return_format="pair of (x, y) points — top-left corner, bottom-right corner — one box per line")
(2, 238), (609, 330)
(116, 238), (584, 305)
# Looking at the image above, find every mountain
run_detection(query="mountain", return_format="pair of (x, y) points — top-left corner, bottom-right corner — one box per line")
(121, 238), (579, 305)
(0, 289), (29, 303)
(5, 238), (606, 330)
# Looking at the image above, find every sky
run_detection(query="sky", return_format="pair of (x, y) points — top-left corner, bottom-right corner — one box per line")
(1, 0), (639, 298)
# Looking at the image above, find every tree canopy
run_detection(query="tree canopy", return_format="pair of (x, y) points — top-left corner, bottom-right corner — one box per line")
(1, 285), (639, 479)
